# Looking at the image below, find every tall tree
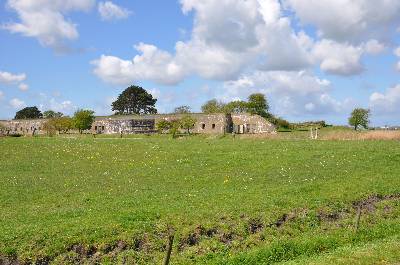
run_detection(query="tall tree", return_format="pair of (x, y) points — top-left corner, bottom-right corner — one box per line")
(349, 108), (370, 130)
(174, 105), (191, 114)
(247, 93), (270, 117)
(112, 85), (157, 115)
(201, 99), (225, 114)
(14, 106), (43, 119)
(223, 100), (248, 114)
(43, 110), (64, 118)
(73, 109), (95, 133)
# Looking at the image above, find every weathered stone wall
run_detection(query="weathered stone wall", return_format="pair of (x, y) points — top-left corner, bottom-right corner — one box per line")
(93, 113), (229, 134)
(0, 119), (47, 135)
(93, 117), (157, 134)
(231, 113), (276, 134)
(0, 113), (275, 136)
(155, 113), (228, 134)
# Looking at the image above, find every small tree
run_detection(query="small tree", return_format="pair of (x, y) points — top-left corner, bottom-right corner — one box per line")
(73, 109), (95, 134)
(174, 105), (191, 114)
(15, 106), (43, 119)
(201, 99), (225, 113)
(349, 108), (370, 130)
(169, 119), (181, 138)
(157, 119), (172, 134)
(53, 117), (74, 134)
(247, 93), (269, 117)
(180, 116), (197, 135)
(43, 110), (64, 119)
(43, 119), (57, 136)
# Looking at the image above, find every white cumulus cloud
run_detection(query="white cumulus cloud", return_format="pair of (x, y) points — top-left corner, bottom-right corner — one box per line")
(0, 71), (26, 84)
(18, 83), (29, 91)
(9, 98), (26, 109)
(313, 39), (364, 76)
(3, 0), (95, 51)
(284, 0), (400, 43)
(93, 0), (313, 85)
(370, 84), (400, 114)
(98, 1), (131, 21)
(364, 39), (385, 55)
(92, 43), (185, 86)
(221, 70), (353, 117)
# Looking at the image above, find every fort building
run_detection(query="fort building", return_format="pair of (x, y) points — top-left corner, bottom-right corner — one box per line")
(0, 113), (276, 135)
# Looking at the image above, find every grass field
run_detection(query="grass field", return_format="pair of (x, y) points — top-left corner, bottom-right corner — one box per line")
(1, 133), (400, 264)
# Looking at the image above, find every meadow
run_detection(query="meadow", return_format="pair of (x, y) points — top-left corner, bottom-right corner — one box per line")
(1, 133), (400, 264)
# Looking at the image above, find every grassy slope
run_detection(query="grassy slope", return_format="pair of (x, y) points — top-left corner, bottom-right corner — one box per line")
(282, 236), (400, 265)
(0, 135), (399, 264)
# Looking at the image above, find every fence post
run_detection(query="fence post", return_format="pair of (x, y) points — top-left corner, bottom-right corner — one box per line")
(354, 205), (362, 232)
(163, 230), (175, 265)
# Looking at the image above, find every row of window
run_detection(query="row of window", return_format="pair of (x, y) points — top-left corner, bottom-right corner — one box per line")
(201, 123), (216, 130)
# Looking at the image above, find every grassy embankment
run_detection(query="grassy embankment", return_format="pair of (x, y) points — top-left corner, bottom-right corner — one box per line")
(0, 133), (399, 264)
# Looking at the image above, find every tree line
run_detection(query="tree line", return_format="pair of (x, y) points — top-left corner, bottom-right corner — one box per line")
(10, 85), (372, 132)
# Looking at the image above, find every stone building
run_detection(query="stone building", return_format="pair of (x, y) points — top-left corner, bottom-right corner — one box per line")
(93, 113), (275, 135)
(231, 113), (275, 134)
(0, 119), (46, 135)
(0, 113), (275, 135)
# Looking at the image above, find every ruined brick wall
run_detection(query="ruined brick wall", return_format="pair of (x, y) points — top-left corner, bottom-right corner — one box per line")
(0, 119), (47, 135)
(231, 114), (276, 134)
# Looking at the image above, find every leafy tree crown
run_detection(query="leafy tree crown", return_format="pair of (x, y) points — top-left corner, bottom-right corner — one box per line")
(112, 85), (157, 115)
(174, 105), (191, 114)
(14, 106), (43, 120)
(43, 110), (64, 119)
(349, 108), (370, 130)
(73, 109), (95, 133)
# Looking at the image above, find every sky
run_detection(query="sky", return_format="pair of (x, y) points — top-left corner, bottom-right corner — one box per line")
(0, 0), (400, 126)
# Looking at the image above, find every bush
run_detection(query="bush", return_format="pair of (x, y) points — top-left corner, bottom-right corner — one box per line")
(156, 120), (171, 133)
(43, 119), (57, 136)
(268, 116), (291, 129)
(180, 115), (197, 135)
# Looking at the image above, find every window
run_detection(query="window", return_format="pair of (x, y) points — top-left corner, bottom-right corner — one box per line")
(95, 126), (98, 130)
(201, 124), (205, 129)
(102, 126), (105, 131)
(212, 124), (216, 129)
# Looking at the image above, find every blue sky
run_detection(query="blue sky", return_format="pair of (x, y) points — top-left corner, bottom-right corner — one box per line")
(0, 0), (400, 126)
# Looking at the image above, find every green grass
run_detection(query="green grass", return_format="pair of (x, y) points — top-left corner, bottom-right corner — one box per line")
(0, 135), (399, 264)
